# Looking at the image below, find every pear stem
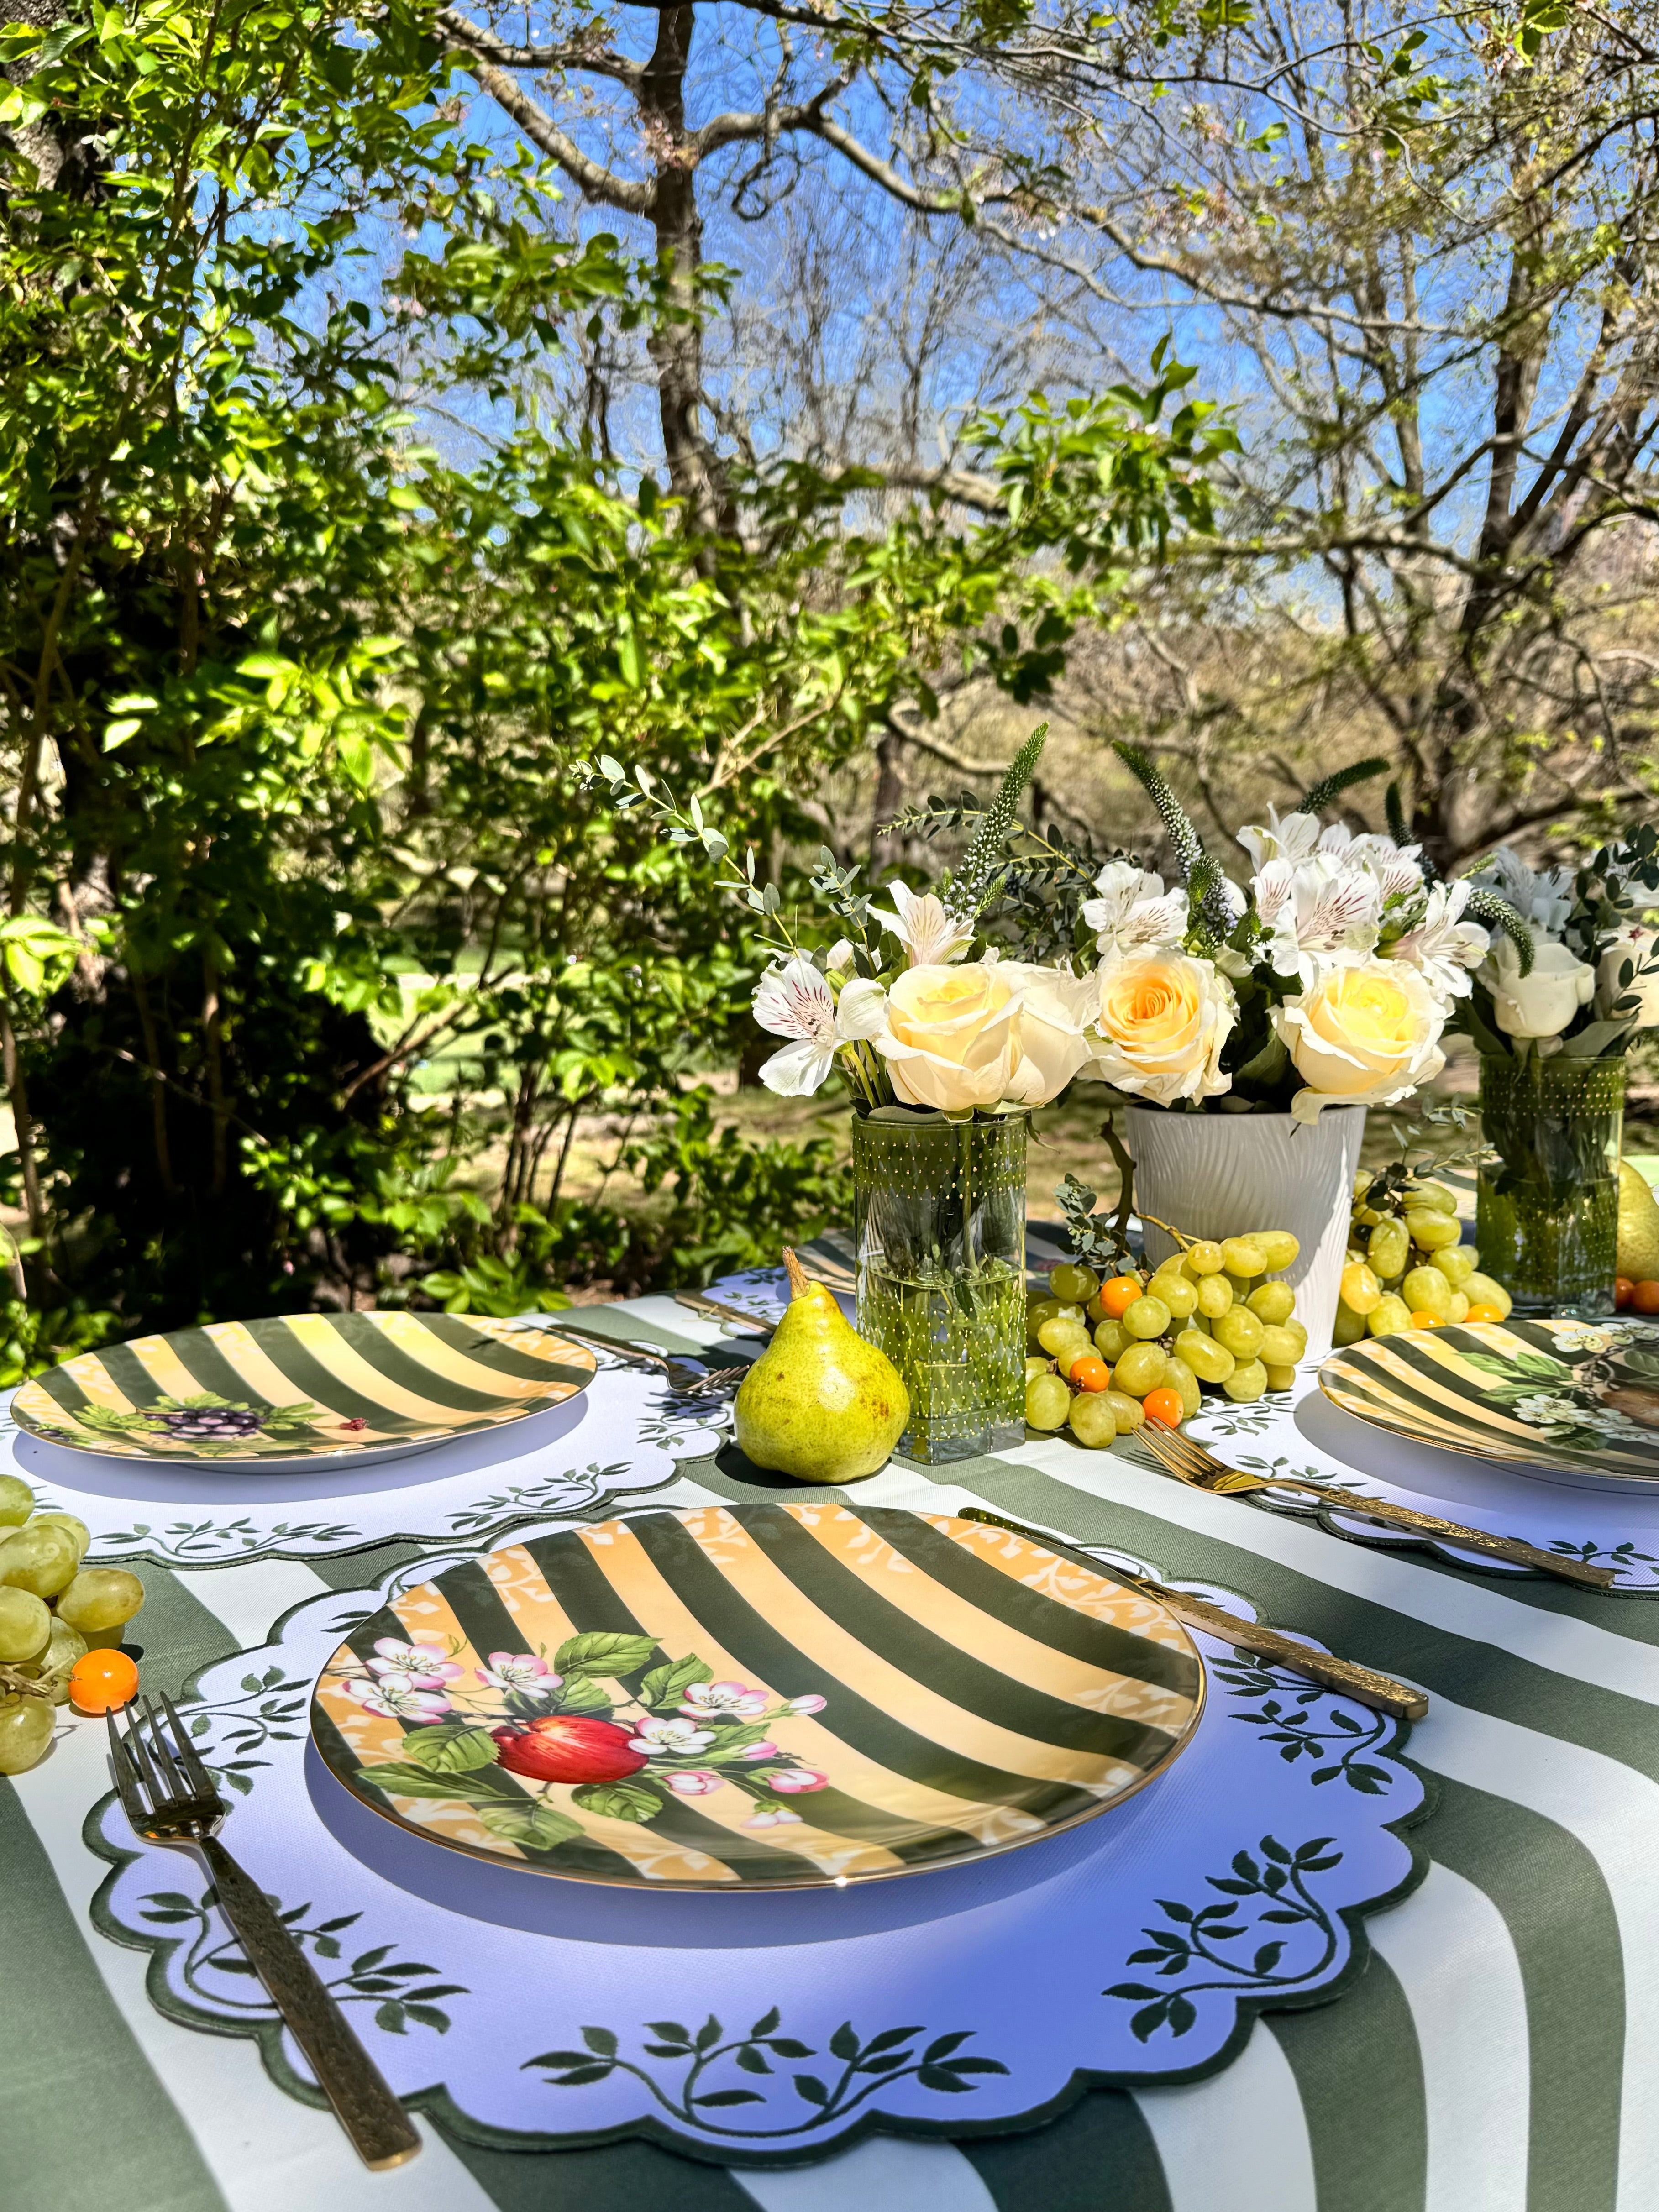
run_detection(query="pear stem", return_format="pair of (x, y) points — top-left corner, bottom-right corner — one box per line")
(782, 1248), (814, 1300)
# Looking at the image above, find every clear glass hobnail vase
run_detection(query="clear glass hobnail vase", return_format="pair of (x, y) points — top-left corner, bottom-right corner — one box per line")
(1476, 1053), (1626, 1318)
(850, 1109), (1028, 1464)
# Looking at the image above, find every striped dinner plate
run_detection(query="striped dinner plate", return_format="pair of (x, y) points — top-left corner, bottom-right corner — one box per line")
(1320, 1315), (1659, 1485)
(11, 1311), (596, 1468)
(311, 1502), (1206, 1889)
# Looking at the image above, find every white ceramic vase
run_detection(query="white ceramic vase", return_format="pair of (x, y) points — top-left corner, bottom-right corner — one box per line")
(1124, 1106), (1367, 1359)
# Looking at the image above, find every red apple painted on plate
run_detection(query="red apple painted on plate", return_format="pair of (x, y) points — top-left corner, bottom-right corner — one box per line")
(491, 1714), (647, 1784)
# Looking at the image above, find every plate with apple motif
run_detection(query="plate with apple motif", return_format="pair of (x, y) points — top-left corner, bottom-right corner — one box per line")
(11, 1310), (596, 1468)
(310, 1501), (1206, 1889)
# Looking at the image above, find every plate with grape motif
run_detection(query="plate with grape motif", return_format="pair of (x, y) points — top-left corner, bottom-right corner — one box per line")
(1320, 1316), (1659, 1489)
(310, 1501), (1206, 1890)
(11, 1311), (596, 1470)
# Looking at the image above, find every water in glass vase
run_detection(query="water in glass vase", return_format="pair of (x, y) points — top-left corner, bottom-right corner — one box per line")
(1477, 1054), (1625, 1318)
(851, 1111), (1028, 1463)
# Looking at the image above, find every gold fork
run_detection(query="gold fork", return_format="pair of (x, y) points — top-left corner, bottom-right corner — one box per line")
(1139, 1424), (1617, 1591)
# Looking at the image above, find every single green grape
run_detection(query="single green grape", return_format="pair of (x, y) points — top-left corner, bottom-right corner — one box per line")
(1446, 1290), (1470, 1323)
(1150, 1270), (1198, 1319)
(0, 1475), (33, 1528)
(1253, 1230), (1300, 1272)
(1367, 1218), (1411, 1280)
(1038, 1316), (1093, 1359)
(1437, 1245), (1477, 1290)
(0, 1585), (50, 1663)
(1340, 1260), (1381, 1315)
(1409, 1180), (1459, 1214)
(1067, 1392), (1118, 1448)
(1093, 1316), (1130, 1360)
(1222, 1358), (1268, 1404)
(1113, 1342), (1170, 1398)
(1333, 1299), (1368, 1347)
(1025, 1373), (1073, 1432)
(1185, 1241), (1225, 1276)
(1173, 1328), (1235, 1384)
(28, 1512), (91, 1562)
(1462, 1271), (1512, 1319)
(1211, 1306), (1265, 1360)
(1025, 1354), (1053, 1381)
(1104, 1390), (1144, 1434)
(1257, 1323), (1304, 1369)
(1401, 1264), (1453, 1319)
(1220, 1236), (1267, 1279)
(1368, 1293), (1412, 1337)
(1405, 1209), (1461, 1252)
(23, 1617), (87, 1704)
(1245, 1280), (1295, 1326)
(0, 1691), (54, 1775)
(1195, 1274), (1234, 1319)
(1050, 1263), (1101, 1305)
(1121, 1294), (1171, 1341)
(56, 1567), (145, 1639)
(1263, 1364), (1297, 1392)
(1276, 1318), (1308, 1358)
(1162, 1353), (1202, 1419)
(0, 1524), (79, 1600)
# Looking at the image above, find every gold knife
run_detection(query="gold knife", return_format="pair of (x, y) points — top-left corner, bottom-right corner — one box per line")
(959, 1505), (1428, 1722)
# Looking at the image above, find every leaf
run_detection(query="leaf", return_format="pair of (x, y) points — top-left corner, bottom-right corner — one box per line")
(923, 2030), (971, 2061)
(640, 1653), (714, 1709)
(793, 2074), (830, 2106)
(571, 1779), (663, 1821)
(943, 2056), (1009, 2076)
(693, 2089), (764, 2107)
(829, 2021), (861, 2061)
(359, 1761), (494, 1802)
(862, 2024), (924, 2054)
(476, 1799), (583, 1850)
(694, 2015), (724, 2051)
(735, 2044), (772, 2073)
(1167, 1996), (1197, 2036)
(769, 2038), (813, 2058)
(582, 2026), (619, 2056)
(546, 2062), (613, 2086)
(404, 2004), (452, 2032)
(1104, 1983), (1162, 2000)
(402, 1724), (500, 1775)
(749, 2005), (781, 2039)
(1130, 2003), (1168, 2043)
(375, 2002), (407, 2034)
(1253, 1942), (1285, 1974)
(553, 1631), (659, 1679)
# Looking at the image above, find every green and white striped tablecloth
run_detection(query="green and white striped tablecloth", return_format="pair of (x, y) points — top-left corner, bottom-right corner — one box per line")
(6, 1283), (1655, 2212)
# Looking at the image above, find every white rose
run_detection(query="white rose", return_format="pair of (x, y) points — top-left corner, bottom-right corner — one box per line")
(871, 962), (1024, 1111)
(1089, 951), (1235, 1106)
(1596, 927), (1659, 1029)
(1275, 951), (1447, 1122)
(998, 963), (1101, 1107)
(1482, 935), (1595, 1040)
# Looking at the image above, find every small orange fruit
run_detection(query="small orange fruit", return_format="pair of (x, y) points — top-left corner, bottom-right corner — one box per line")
(1464, 1302), (1505, 1324)
(1142, 1388), (1184, 1429)
(68, 1649), (139, 1715)
(1634, 1281), (1659, 1316)
(1616, 1276), (1635, 1310)
(1068, 1352), (1111, 1392)
(1098, 1275), (1145, 1320)
(1408, 1310), (1443, 1329)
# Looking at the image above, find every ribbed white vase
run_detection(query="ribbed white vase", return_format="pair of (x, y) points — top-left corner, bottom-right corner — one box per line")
(1124, 1106), (1367, 1359)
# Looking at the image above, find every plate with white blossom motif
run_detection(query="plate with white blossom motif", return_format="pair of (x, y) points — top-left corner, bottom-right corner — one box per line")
(1320, 1317), (1659, 1489)
(311, 1503), (1206, 1889)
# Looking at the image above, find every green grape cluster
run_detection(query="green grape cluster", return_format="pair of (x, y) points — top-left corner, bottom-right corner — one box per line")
(1335, 1174), (1512, 1346)
(0, 1476), (143, 1776)
(1023, 1230), (1306, 1451)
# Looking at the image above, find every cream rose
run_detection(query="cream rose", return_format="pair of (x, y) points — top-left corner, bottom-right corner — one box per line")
(872, 962), (1024, 1111)
(1089, 952), (1234, 1106)
(999, 963), (1101, 1107)
(1483, 935), (1595, 1040)
(1596, 927), (1659, 1029)
(1275, 952), (1446, 1122)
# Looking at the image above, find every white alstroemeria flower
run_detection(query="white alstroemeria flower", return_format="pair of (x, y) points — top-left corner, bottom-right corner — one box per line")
(1238, 807), (1322, 873)
(753, 958), (884, 1097)
(1080, 861), (1190, 959)
(1472, 849), (1574, 935)
(1254, 856), (1383, 985)
(868, 880), (974, 968)
(1386, 881), (1489, 999)
(825, 938), (856, 975)
(1325, 830), (1426, 907)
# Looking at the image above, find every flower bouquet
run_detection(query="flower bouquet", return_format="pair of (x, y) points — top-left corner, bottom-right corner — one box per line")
(1450, 831), (1659, 1314)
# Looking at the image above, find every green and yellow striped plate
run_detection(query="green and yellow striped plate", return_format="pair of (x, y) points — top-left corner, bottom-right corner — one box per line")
(311, 1503), (1206, 1889)
(11, 1311), (596, 1467)
(1320, 1316), (1659, 1484)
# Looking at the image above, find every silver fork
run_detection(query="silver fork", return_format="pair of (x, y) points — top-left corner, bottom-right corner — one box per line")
(107, 1695), (422, 2170)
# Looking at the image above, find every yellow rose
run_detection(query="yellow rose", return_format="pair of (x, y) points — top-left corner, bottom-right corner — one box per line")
(874, 962), (1022, 1111)
(1090, 953), (1234, 1105)
(1275, 953), (1446, 1122)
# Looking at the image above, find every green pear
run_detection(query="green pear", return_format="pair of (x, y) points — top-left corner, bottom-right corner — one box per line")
(734, 1250), (909, 1483)
(1618, 1159), (1659, 1281)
